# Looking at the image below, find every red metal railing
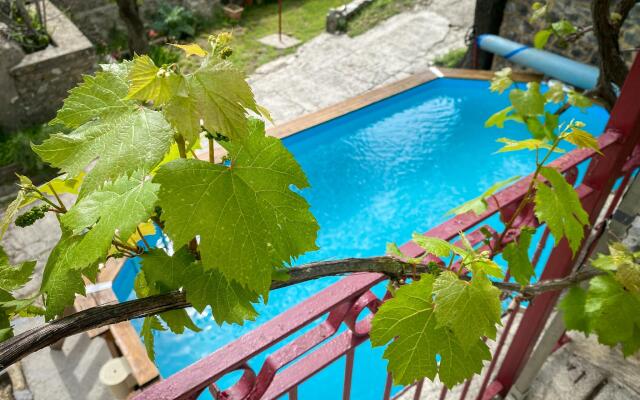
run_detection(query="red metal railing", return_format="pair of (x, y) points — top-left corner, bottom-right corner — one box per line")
(136, 56), (640, 400)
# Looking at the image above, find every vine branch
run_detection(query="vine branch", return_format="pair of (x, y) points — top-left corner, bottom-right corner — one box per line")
(0, 256), (604, 369)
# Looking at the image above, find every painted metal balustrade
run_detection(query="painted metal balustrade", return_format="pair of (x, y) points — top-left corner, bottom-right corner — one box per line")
(135, 56), (640, 400)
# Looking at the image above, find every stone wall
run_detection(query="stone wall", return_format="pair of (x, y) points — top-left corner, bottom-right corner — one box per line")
(0, 1), (96, 132)
(51, 0), (220, 43)
(494, 0), (640, 70)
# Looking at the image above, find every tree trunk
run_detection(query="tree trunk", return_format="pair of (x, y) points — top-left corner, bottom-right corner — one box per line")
(590, 0), (633, 109)
(115, 0), (148, 56)
(461, 0), (508, 69)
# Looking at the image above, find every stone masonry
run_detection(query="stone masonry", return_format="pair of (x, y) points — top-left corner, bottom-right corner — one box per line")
(495, 0), (640, 70)
(51, 0), (221, 44)
(0, 1), (95, 132)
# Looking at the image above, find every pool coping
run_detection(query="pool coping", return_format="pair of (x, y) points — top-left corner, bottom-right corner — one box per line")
(85, 66), (543, 391)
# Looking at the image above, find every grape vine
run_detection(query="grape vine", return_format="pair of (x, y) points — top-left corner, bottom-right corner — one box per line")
(0, 31), (638, 392)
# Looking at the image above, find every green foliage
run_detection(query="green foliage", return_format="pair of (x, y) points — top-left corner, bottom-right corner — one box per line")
(127, 55), (185, 105)
(148, 45), (182, 66)
(370, 275), (491, 387)
(149, 4), (197, 40)
(59, 173), (159, 271)
(560, 246), (640, 357)
(2, 37), (317, 333)
(154, 120), (319, 295)
(529, 2), (579, 49)
(141, 315), (165, 361)
(140, 248), (259, 325)
(40, 229), (99, 320)
(495, 138), (563, 153)
(447, 176), (520, 216)
(433, 48), (467, 68)
(412, 233), (504, 279)
(433, 271), (502, 346)
(1, 0), (50, 53)
(489, 68), (513, 94)
(502, 227), (536, 286)
(534, 167), (589, 254)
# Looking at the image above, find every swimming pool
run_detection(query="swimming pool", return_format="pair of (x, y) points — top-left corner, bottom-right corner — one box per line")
(114, 77), (609, 399)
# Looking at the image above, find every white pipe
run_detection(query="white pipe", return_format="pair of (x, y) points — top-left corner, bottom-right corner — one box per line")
(477, 34), (600, 90)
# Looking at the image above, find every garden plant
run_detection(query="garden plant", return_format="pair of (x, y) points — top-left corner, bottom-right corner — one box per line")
(0, 0), (638, 393)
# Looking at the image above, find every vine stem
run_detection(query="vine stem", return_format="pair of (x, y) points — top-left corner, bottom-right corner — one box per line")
(493, 136), (562, 252)
(0, 256), (604, 369)
(137, 227), (151, 250)
(46, 184), (67, 213)
(175, 135), (187, 159)
(208, 137), (215, 163)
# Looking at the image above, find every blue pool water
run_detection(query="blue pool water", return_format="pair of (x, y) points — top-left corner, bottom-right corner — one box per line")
(114, 78), (609, 399)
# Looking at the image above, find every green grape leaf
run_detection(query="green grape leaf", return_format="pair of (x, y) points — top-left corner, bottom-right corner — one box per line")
(591, 242), (633, 272)
(495, 138), (563, 153)
(0, 190), (25, 239)
(34, 108), (174, 196)
(386, 242), (404, 258)
(140, 248), (259, 325)
(502, 227), (536, 286)
(534, 29), (552, 49)
(616, 263), (640, 293)
(127, 55), (185, 106)
(585, 275), (640, 347)
(489, 68), (513, 94)
(188, 61), (259, 139)
(567, 90), (592, 109)
(60, 173), (158, 270)
(529, 2), (548, 23)
(0, 260), (35, 292)
(558, 286), (590, 332)
(163, 95), (201, 144)
(370, 276), (491, 387)
(437, 335), (491, 388)
(433, 271), (501, 346)
(534, 167), (589, 254)
(411, 234), (461, 258)
(447, 176), (520, 216)
(154, 120), (318, 295)
(140, 315), (165, 362)
(0, 290), (14, 342)
(134, 268), (200, 334)
(509, 82), (545, 117)
(41, 229), (99, 320)
(551, 20), (577, 36)
(485, 106), (513, 129)
(622, 325), (640, 357)
(564, 126), (601, 153)
(543, 112), (559, 139)
(50, 70), (135, 128)
(525, 117), (546, 139)
(545, 81), (566, 103)
(171, 43), (208, 57)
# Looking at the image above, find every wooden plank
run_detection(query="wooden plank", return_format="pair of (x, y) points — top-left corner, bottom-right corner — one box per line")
(110, 321), (159, 387)
(438, 67), (542, 82)
(98, 257), (126, 283)
(73, 294), (109, 338)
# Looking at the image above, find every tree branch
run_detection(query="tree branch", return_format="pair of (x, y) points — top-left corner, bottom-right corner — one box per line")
(0, 257), (605, 370)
